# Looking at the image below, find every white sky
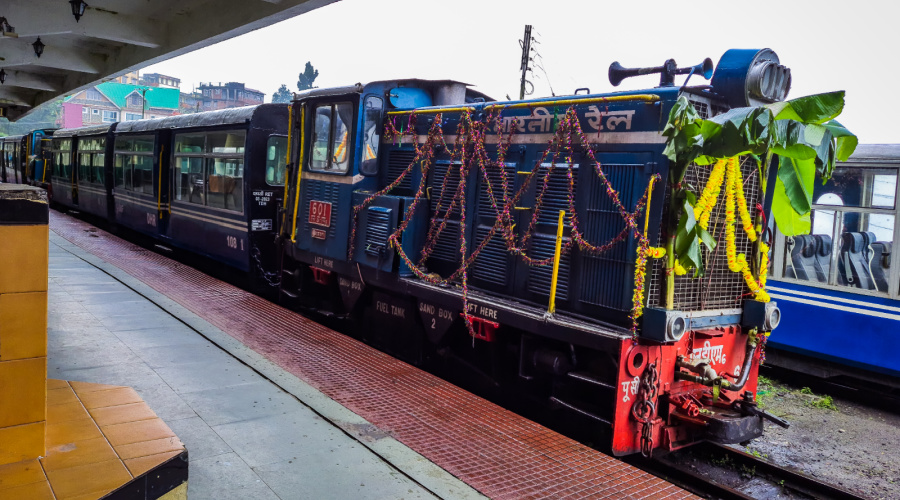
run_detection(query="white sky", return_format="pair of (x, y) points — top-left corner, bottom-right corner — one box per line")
(143, 0), (900, 143)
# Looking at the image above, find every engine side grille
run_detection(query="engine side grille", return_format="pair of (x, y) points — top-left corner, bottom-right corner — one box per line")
(431, 161), (462, 216)
(536, 163), (578, 227)
(647, 156), (760, 311)
(471, 225), (511, 287)
(365, 207), (392, 257)
(579, 163), (643, 310)
(386, 149), (416, 192)
(527, 234), (571, 300)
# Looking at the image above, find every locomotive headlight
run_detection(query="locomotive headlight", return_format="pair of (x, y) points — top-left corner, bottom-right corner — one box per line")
(668, 315), (687, 342)
(711, 48), (791, 108)
(742, 300), (781, 332)
(748, 59), (791, 103)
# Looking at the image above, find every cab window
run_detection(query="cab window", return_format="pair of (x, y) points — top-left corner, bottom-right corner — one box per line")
(309, 102), (352, 174)
(360, 96), (383, 176)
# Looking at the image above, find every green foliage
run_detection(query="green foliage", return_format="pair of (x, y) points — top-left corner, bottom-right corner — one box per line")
(662, 90), (859, 257)
(297, 62), (319, 91)
(674, 191), (716, 276)
(800, 386), (814, 395)
(272, 84), (292, 104)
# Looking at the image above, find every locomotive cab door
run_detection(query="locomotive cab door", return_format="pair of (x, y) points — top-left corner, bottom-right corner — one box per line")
(294, 97), (359, 262)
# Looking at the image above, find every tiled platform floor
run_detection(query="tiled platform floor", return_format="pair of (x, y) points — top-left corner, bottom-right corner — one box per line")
(48, 210), (694, 500)
(44, 236), (450, 500)
(0, 380), (186, 500)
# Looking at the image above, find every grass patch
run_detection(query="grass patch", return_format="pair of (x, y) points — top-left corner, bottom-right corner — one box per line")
(808, 394), (839, 411)
(799, 386), (814, 395)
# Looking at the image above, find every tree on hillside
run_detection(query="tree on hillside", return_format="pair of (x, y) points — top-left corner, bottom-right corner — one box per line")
(271, 84), (292, 103)
(297, 62), (319, 91)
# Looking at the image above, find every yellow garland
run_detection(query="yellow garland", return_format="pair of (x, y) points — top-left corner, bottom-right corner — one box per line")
(758, 242), (770, 289)
(732, 157), (757, 242)
(695, 156), (770, 302)
(694, 158), (727, 230)
(725, 158), (740, 272)
(673, 259), (687, 275)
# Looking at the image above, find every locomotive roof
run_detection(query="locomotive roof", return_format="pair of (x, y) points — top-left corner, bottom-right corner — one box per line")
(54, 123), (114, 138)
(292, 79), (494, 104)
(114, 104), (280, 134)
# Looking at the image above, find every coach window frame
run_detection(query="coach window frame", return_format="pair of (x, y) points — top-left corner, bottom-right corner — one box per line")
(77, 136), (105, 185)
(172, 129), (246, 214)
(772, 162), (900, 300)
(114, 135), (155, 193)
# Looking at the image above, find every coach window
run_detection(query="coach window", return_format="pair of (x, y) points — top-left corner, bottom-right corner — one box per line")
(78, 137), (105, 184)
(115, 136), (154, 193)
(265, 136), (287, 186)
(174, 134), (206, 205)
(206, 131), (245, 212)
(309, 102), (352, 174)
(781, 167), (897, 294)
(52, 139), (72, 179)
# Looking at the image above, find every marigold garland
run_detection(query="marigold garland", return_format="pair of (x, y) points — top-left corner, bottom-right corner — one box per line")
(694, 158), (727, 230)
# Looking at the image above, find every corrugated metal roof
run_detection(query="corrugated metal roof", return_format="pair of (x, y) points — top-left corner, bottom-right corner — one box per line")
(94, 82), (180, 110)
(115, 105), (263, 133)
(54, 124), (115, 138)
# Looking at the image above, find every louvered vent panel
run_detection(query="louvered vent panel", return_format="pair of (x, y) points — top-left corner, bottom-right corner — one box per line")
(527, 235), (571, 299)
(429, 222), (461, 264)
(578, 163), (641, 309)
(365, 207), (392, 257)
(430, 161), (461, 216)
(386, 149), (416, 191)
(471, 225), (511, 287)
(478, 163), (516, 213)
(536, 163), (578, 227)
(302, 180), (341, 238)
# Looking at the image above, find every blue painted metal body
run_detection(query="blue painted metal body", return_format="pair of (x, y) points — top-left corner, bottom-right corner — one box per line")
(767, 280), (900, 378)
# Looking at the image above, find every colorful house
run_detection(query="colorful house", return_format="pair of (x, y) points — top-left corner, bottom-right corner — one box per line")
(61, 82), (180, 127)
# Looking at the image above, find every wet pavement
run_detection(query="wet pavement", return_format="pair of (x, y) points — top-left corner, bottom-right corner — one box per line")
(47, 234), (477, 500)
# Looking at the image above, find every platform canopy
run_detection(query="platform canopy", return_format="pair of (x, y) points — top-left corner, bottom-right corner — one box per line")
(0, 0), (336, 120)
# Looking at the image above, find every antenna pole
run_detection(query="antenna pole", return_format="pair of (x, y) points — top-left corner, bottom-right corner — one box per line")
(519, 25), (532, 100)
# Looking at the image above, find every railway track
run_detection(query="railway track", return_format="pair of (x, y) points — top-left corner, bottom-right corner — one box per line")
(627, 442), (868, 500)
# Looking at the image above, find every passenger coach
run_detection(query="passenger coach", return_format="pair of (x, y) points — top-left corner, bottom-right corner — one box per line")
(2, 129), (55, 185)
(48, 104), (289, 291)
(768, 144), (900, 388)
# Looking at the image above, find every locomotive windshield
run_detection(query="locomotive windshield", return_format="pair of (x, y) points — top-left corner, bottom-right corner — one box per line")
(310, 102), (352, 173)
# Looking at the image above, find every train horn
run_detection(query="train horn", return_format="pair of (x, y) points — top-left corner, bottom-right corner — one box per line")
(609, 57), (714, 87)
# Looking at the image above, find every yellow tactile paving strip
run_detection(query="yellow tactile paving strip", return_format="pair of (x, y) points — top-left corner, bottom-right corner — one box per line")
(0, 380), (185, 500)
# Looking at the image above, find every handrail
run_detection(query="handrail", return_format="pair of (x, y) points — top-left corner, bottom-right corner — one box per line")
(547, 210), (565, 315)
(280, 105), (293, 237)
(290, 107), (306, 243)
(387, 94), (660, 116)
(157, 145), (164, 219)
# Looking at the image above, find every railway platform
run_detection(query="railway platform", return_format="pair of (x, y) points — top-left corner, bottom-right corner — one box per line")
(45, 210), (695, 500)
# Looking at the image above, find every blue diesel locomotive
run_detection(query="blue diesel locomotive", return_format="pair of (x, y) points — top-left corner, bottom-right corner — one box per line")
(277, 49), (796, 456)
